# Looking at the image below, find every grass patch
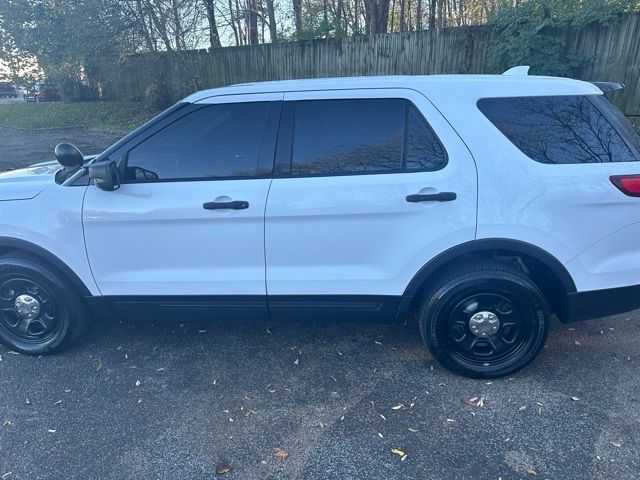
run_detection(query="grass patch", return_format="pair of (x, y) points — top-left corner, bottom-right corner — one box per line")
(0, 101), (159, 132)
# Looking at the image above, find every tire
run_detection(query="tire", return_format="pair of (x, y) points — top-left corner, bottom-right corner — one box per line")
(0, 252), (90, 354)
(418, 259), (549, 378)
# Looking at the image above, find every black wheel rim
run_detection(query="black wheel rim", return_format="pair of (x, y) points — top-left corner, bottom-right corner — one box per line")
(0, 275), (60, 344)
(443, 291), (534, 368)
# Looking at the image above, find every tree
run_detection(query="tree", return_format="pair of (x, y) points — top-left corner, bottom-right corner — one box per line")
(203, 0), (222, 47)
(265, 0), (278, 41)
(293, 0), (304, 33)
(363, 0), (390, 33)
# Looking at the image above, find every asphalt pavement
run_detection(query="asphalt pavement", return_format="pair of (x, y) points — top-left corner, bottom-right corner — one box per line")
(0, 312), (639, 480)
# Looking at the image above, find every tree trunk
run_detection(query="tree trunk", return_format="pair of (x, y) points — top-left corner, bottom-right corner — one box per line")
(416, 0), (422, 30)
(335, 0), (344, 35)
(171, 0), (184, 50)
(246, 0), (258, 44)
(235, 0), (245, 44)
(399, 0), (405, 32)
(363, 0), (389, 34)
(292, 0), (304, 33)
(134, 0), (156, 51)
(142, 0), (174, 51)
(228, 0), (240, 45)
(428, 0), (436, 29)
(204, 0), (222, 48)
(265, 0), (278, 41)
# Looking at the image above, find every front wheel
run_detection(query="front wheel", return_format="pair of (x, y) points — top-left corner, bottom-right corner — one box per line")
(418, 260), (549, 378)
(0, 253), (90, 354)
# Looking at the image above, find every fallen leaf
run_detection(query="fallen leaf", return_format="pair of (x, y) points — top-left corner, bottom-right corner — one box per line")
(54, 400), (62, 406)
(519, 405), (527, 411)
(137, 398), (144, 405)
(64, 389), (72, 394)
(570, 396), (580, 401)
(215, 461), (233, 475)
(465, 396), (485, 407)
(526, 468), (537, 476)
(446, 418), (455, 423)
(3, 420), (11, 427)
(244, 409), (256, 417)
(379, 414), (387, 421)
(0, 355), (3, 362)
(293, 359), (299, 365)
(2, 472), (12, 479)
(408, 428), (418, 433)
(611, 442), (622, 448)
(135, 380), (141, 387)
(391, 404), (403, 410)
(25, 398), (30, 405)
(47, 429), (56, 433)
(377, 432), (383, 438)
(391, 449), (405, 457)
(274, 448), (289, 460)
(96, 360), (103, 372)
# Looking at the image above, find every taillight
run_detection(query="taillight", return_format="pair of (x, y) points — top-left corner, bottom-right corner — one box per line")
(610, 175), (640, 197)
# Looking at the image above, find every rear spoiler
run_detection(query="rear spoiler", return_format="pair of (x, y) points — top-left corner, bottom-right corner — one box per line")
(591, 82), (625, 94)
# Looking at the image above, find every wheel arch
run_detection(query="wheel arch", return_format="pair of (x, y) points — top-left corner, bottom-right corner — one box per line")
(397, 239), (577, 323)
(0, 237), (92, 297)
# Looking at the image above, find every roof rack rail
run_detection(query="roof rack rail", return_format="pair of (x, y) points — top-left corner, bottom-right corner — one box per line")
(502, 66), (530, 76)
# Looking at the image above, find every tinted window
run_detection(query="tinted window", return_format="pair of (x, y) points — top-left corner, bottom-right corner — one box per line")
(478, 95), (639, 164)
(291, 99), (446, 176)
(126, 102), (271, 182)
(405, 103), (447, 171)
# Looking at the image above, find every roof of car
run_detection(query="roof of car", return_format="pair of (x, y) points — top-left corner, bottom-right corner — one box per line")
(183, 73), (602, 103)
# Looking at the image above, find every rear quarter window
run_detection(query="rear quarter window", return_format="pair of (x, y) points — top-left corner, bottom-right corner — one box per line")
(478, 95), (640, 164)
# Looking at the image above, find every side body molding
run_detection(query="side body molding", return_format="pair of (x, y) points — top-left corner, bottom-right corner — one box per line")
(395, 239), (577, 323)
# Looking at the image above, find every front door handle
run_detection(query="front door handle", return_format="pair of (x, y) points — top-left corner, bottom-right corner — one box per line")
(406, 192), (457, 203)
(203, 200), (249, 210)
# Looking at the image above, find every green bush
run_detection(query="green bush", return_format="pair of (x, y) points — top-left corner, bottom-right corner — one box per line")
(488, 0), (639, 76)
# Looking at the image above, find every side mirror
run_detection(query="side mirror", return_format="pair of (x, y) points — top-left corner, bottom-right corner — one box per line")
(54, 143), (84, 170)
(88, 160), (121, 191)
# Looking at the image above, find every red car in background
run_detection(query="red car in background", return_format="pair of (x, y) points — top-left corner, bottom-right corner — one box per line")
(25, 84), (61, 102)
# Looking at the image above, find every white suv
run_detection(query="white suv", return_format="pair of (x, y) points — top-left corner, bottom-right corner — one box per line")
(1, 69), (639, 378)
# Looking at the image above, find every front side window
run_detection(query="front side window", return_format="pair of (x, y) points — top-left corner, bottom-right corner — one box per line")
(290, 98), (446, 176)
(125, 102), (271, 182)
(478, 95), (640, 164)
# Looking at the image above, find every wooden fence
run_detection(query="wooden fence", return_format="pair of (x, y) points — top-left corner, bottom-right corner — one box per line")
(98, 14), (640, 114)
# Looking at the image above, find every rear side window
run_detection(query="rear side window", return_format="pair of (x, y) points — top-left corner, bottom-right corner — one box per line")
(478, 95), (640, 164)
(290, 99), (446, 176)
(125, 102), (271, 182)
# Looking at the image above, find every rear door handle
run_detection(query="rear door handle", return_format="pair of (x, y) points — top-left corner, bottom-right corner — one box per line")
(406, 192), (457, 203)
(203, 200), (249, 210)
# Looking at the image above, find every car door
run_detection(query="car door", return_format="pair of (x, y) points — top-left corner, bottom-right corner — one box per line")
(82, 93), (283, 319)
(264, 89), (478, 322)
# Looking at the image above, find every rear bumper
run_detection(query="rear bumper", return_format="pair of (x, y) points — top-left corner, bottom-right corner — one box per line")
(564, 283), (640, 323)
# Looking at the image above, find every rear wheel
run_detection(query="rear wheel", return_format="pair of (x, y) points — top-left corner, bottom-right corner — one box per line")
(418, 260), (549, 378)
(0, 253), (89, 354)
